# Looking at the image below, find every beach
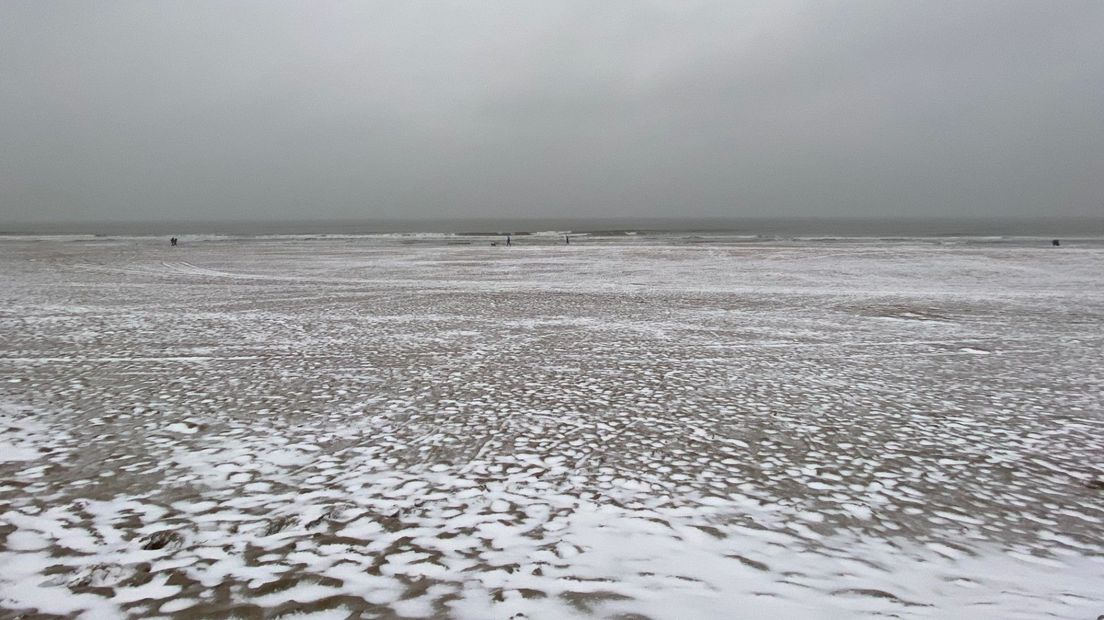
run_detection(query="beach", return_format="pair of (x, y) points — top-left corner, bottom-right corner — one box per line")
(1, 235), (1102, 619)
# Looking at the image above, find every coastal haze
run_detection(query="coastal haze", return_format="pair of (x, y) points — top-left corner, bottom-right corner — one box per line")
(1, 0), (1103, 223)
(3, 1), (1104, 620)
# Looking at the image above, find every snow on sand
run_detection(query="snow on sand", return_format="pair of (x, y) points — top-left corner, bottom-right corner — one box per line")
(1, 237), (1102, 618)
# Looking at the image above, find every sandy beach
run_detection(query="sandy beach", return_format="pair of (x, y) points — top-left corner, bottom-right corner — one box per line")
(1, 235), (1102, 619)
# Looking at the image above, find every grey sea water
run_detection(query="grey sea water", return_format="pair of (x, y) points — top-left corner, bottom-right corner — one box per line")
(3, 216), (1103, 241)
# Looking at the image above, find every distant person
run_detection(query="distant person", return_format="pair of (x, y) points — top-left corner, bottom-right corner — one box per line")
(170, 237), (177, 247)
(506, 235), (512, 247)
(1052, 239), (1060, 247)
(565, 235), (570, 245)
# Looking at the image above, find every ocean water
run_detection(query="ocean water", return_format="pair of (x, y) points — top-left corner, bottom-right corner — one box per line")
(2, 216), (1102, 243)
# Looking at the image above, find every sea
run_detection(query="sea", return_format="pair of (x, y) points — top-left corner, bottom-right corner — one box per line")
(2, 216), (1102, 246)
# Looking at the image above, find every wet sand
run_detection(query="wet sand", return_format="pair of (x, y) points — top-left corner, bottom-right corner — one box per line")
(1, 237), (1102, 619)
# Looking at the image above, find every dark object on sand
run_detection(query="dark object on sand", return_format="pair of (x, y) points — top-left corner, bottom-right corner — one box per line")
(170, 237), (178, 246)
(565, 235), (570, 245)
(1052, 239), (1060, 246)
(140, 530), (183, 550)
(506, 235), (512, 247)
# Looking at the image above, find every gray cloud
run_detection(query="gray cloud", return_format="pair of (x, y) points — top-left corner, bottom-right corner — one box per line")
(2, 0), (1101, 222)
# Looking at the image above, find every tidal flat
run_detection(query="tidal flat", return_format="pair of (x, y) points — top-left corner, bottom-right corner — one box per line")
(1, 236), (1101, 619)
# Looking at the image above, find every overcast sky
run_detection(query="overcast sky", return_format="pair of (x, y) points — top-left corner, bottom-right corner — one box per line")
(1, 1), (1101, 222)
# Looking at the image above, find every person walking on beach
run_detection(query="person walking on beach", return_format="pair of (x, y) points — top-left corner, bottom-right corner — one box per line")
(506, 234), (512, 247)
(565, 235), (570, 245)
(170, 237), (177, 247)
